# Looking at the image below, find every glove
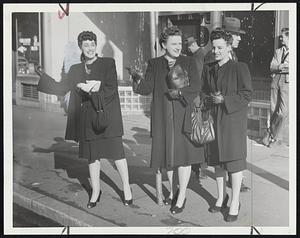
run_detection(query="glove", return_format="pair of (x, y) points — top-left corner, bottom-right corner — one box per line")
(167, 89), (180, 100)
(211, 94), (224, 104)
(35, 65), (44, 76)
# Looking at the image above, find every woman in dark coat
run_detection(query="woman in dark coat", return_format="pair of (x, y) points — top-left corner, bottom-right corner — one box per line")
(36, 31), (132, 208)
(202, 29), (253, 222)
(131, 26), (205, 214)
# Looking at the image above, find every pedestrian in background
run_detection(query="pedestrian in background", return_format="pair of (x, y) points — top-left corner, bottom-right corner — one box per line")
(202, 29), (253, 222)
(130, 25), (205, 214)
(185, 36), (208, 182)
(36, 31), (133, 209)
(261, 27), (289, 147)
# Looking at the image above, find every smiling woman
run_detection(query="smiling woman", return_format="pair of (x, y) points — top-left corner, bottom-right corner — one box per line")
(202, 28), (253, 222)
(35, 30), (133, 211)
(130, 25), (205, 215)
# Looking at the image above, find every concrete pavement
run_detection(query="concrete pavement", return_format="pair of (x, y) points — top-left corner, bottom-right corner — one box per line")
(12, 105), (290, 232)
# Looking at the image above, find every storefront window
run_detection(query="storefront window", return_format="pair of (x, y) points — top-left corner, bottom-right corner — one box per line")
(13, 13), (42, 76)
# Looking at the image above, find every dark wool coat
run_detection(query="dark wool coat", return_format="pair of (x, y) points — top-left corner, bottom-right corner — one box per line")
(134, 55), (205, 170)
(37, 57), (123, 142)
(202, 59), (253, 164)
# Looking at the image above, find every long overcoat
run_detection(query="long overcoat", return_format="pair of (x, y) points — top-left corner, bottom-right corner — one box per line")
(37, 57), (123, 142)
(202, 59), (253, 164)
(134, 55), (205, 169)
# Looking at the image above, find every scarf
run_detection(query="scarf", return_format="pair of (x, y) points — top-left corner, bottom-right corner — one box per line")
(164, 55), (177, 68)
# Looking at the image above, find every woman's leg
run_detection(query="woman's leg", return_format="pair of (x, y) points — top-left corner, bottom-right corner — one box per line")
(229, 170), (243, 215)
(166, 169), (174, 199)
(115, 158), (132, 200)
(89, 159), (101, 202)
(175, 165), (191, 207)
(214, 166), (227, 207)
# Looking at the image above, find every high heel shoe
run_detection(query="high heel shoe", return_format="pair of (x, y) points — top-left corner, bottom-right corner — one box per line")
(87, 190), (102, 209)
(123, 189), (133, 206)
(164, 190), (179, 206)
(170, 198), (186, 214)
(225, 203), (241, 222)
(208, 193), (229, 213)
(163, 197), (172, 206)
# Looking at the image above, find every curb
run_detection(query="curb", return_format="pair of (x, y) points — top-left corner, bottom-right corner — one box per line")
(13, 183), (117, 227)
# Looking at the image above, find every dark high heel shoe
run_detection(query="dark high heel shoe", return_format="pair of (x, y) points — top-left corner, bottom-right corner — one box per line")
(123, 189), (133, 206)
(87, 190), (102, 209)
(225, 203), (241, 222)
(164, 190), (179, 206)
(208, 193), (229, 213)
(163, 197), (172, 206)
(170, 198), (186, 214)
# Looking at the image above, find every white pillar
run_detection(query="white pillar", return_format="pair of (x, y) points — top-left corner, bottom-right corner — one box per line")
(150, 12), (156, 58)
(210, 11), (222, 30)
(39, 13), (53, 110)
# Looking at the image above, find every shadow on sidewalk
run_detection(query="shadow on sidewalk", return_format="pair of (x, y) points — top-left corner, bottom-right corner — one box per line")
(246, 162), (289, 190)
(32, 137), (125, 201)
(127, 165), (217, 210)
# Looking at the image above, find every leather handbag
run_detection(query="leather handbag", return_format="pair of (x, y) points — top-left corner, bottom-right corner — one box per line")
(190, 102), (215, 145)
(91, 91), (109, 133)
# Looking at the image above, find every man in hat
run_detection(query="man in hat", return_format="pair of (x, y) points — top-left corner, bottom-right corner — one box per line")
(185, 36), (205, 79)
(261, 27), (289, 147)
(222, 17), (246, 62)
(184, 35), (208, 182)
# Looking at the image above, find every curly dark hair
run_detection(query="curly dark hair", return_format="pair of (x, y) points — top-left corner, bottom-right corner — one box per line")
(210, 29), (233, 45)
(77, 31), (97, 48)
(159, 25), (182, 48)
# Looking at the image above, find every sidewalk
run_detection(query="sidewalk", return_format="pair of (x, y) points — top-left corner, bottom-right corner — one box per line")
(12, 105), (289, 230)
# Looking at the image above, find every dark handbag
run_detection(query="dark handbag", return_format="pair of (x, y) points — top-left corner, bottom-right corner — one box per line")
(190, 102), (215, 145)
(91, 91), (109, 133)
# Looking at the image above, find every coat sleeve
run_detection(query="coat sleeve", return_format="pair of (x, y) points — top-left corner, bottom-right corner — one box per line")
(134, 59), (155, 96)
(37, 68), (72, 96)
(90, 58), (117, 108)
(270, 48), (281, 73)
(223, 62), (253, 114)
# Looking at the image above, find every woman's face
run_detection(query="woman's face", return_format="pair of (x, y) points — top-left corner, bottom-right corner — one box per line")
(162, 35), (182, 59)
(81, 40), (97, 60)
(212, 38), (231, 62)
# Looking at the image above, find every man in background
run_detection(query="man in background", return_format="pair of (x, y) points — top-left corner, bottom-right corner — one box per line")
(261, 27), (289, 147)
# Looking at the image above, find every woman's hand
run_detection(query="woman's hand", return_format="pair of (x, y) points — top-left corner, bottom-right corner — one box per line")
(211, 94), (225, 104)
(167, 89), (180, 100)
(34, 65), (44, 76)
